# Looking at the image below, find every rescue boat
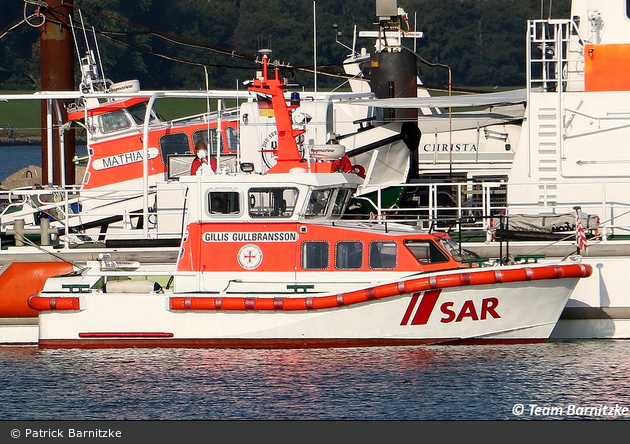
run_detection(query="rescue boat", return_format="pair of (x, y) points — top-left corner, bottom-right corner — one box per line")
(26, 55), (592, 348)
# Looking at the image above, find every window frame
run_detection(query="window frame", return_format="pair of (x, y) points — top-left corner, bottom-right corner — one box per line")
(205, 189), (243, 216)
(368, 240), (398, 270)
(301, 241), (330, 270)
(335, 240), (364, 270)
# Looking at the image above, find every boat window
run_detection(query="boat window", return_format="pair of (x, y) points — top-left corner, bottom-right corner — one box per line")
(302, 241), (329, 270)
(434, 237), (470, 263)
(207, 191), (241, 215)
(331, 188), (351, 216)
(305, 189), (333, 218)
(99, 110), (132, 134)
(335, 241), (363, 270)
(159, 133), (191, 164)
(404, 240), (450, 265)
(193, 129), (218, 155)
(369, 241), (397, 270)
(225, 126), (238, 153)
(127, 103), (160, 125)
(248, 187), (299, 218)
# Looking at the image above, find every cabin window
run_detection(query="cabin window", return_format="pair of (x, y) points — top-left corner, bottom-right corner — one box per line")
(127, 103), (160, 125)
(335, 241), (363, 270)
(302, 241), (329, 270)
(193, 129), (218, 155)
(225, 126), (238, 153)
(331, 188), (351, 216)
(99, 110), (132, 134)
(369, 241), (397, 269)
(305, 189), (333, 218)
(248, 187), (299, 218)
(207, 191), (241, 215)
(404, 240), (450, 265)
(435, 237), (467, 263)
(159, 133), (191, 164)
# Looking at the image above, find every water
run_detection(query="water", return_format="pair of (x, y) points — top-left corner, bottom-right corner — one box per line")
(0, 145), (87, 182)
(0, 145), (41, 182)
(1, 340), (629, 421)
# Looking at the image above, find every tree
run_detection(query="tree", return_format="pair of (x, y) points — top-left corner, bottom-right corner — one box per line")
(1, 0), (573, 92)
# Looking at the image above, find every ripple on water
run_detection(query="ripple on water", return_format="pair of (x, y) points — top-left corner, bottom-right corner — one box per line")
(1, 341), (629, 420)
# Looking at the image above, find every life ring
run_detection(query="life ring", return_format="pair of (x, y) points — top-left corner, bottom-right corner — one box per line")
(352, 164), (366, 179)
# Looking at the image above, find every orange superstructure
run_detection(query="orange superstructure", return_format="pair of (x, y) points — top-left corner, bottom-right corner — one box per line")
(584, 44), (630, 92)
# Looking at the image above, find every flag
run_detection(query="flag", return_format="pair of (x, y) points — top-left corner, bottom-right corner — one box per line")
(258, 97), (274, 117)
(575, 208), (588, 252)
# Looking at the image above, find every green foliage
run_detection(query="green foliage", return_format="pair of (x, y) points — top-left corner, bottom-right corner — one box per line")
(1, 0), (572, 92)
(0, 97), (43, 137)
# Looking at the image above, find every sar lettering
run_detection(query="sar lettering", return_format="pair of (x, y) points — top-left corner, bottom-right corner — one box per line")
(440, 297), (500, 323)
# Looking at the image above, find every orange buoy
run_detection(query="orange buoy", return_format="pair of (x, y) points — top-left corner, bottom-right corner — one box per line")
(28, 295), (80, 311)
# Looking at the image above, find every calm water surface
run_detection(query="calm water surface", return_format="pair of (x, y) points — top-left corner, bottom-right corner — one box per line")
(1, 341), (629, 420)
(0, 145), (87, 182)
(0, 145), (41, 182)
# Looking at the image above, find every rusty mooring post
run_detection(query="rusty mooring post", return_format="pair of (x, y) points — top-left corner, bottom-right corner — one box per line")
(40, 0), (76, 186)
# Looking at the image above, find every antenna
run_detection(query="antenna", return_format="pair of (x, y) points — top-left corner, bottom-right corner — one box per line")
(69, 15), (82, 68)
(313, 0), (318, 141)
(79, 10), (90, 55)
(92, 27), (107, 88)
(313, 0), (317, 93)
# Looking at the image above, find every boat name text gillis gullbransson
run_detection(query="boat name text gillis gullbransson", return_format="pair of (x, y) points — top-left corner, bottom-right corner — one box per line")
(203, 231), (299, 242)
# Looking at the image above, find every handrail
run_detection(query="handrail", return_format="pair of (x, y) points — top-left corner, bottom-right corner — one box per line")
(3, 178), (630, 249)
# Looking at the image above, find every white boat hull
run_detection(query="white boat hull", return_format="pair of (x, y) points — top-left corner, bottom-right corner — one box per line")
(0, 318), (38, 345)
(35, 278), (578, 348)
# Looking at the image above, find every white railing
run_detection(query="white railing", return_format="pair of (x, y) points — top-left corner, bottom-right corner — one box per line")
(527, 19), (584, 93)
(348, 180), (630, 241)
(4, 178), (630, 250)
(0, 185), (187, 249)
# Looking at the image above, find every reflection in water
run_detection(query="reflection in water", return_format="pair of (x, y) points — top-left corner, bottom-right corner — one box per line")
(1, 341), (630, 420)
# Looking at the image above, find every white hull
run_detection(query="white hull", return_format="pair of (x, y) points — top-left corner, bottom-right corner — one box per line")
(0, 245), (179, 265)
(0, 318), (38, 345)
(35, 275), (578, 348)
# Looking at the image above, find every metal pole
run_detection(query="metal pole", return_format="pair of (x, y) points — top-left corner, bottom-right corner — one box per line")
(217, 99), (222, 171)
(313, 0), (318, 142)
(46, 100), (54, 187)
(142, 92), (161, 239)
(54, 100), (66, 187)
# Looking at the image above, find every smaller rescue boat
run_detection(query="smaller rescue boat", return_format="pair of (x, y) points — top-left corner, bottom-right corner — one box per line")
(26, 55), (592, 349)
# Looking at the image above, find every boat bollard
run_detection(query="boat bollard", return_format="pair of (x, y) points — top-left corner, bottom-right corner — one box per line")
(12, 219), (25, 246)
(6, 218), (59, 246)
